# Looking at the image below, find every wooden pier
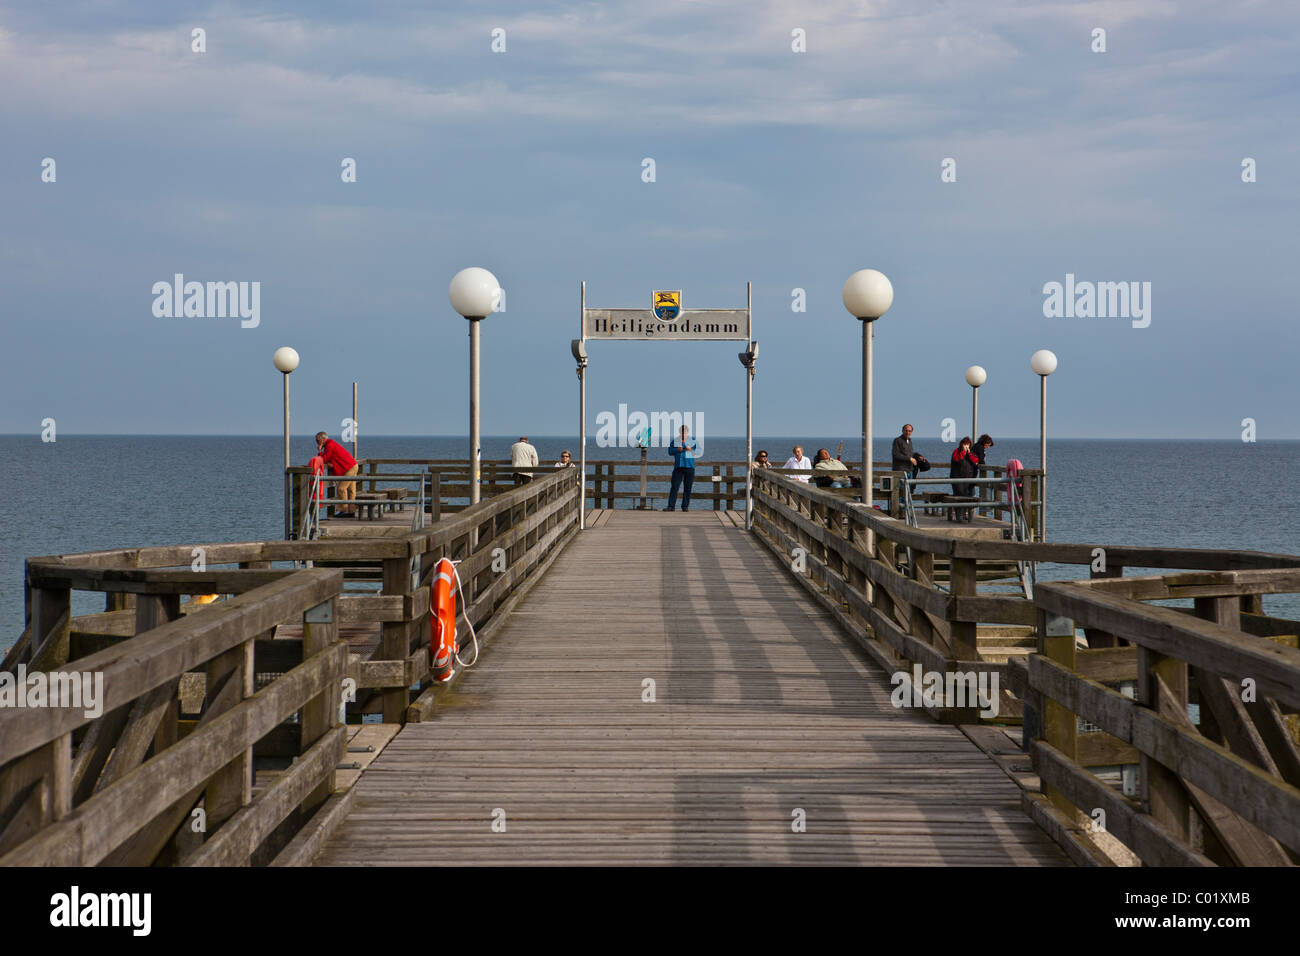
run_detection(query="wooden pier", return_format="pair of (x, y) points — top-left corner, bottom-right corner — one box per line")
(3, 462), (1299, 867)
(315, 510), (1063, 865)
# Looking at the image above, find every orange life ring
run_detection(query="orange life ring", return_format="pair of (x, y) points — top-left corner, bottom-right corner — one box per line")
(430, 558), (457, 682)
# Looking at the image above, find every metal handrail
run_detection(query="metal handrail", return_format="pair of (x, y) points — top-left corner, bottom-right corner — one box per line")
(297, 470), (324, 559)
(410, 474), (426, 532)
(902, 473), (1037, 598)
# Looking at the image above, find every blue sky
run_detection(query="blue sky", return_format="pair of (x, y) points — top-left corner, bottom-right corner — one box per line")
(1, 0), (1297, 438)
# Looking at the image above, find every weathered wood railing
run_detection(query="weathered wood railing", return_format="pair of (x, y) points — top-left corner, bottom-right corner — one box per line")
(0, 566), (347, 866)
(1022, 573), (1300, 867)
(751, 469), (1300, 866)
(1, 468), (583, 864)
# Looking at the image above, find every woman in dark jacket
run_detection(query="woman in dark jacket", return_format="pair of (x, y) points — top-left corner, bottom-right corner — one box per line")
(973, 434), (994, 465)
(949, 437), (980, 522)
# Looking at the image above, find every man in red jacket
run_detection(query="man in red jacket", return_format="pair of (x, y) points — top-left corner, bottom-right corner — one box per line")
(315, 431), (359, 517)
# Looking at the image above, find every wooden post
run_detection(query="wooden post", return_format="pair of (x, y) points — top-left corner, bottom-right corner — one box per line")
(1084, 563), (1124, 648)
(430, 470), (442, 522)
(105, 592), (135, 613)
(910, 551), (937, 651)
(28, 585), (71, 671)
(132, 596), (183, 756)
(0, 734), (72, 856)
(380, 557), (415, 723)
(713, 464), (721, 511)
(1138, 644), (1192, 845)
(948, 558), (979, 661)
(725, 464), (734, 510)
(1028, 473), (1042, 541)
(203, 638), (254, 830)
(1037, 608), (1078, 816)
(294, 471), (311, 537)
(301, 597), (340, 814)
(873, 537), (897, 624)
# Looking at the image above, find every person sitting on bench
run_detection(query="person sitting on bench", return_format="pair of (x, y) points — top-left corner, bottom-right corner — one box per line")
(812, 448), (849, 488)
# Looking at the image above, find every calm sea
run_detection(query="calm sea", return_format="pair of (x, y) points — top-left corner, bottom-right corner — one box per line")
(3, 435), (1298, 647)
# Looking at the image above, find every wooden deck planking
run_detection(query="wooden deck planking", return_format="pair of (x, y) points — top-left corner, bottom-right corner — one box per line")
(315, 511), (1068, 866)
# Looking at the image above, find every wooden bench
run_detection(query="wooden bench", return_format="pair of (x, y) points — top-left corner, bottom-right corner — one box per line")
(329, 492), (390, 521)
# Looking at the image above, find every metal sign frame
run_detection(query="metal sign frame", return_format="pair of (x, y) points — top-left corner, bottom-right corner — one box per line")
(576, 283), (755, 530)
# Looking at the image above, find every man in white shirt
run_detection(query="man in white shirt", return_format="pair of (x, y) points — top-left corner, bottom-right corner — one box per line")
(783, 445), (813, 482)
(511, 436), (539, 484)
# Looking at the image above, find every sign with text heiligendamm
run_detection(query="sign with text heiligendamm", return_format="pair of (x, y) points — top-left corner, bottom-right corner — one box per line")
(582, 289), (750, 341)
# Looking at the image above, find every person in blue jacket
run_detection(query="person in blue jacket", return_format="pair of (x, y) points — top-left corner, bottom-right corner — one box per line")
(665, 425), (699, 511)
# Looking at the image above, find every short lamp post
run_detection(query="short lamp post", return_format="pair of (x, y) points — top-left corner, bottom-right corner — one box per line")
(1030, 349), (1058, 540)
(273, 346), (300, 538)
(449, 267), (502, 506)
(571, 337), (588, 529)
(738, 341), (759, 530)
(842, 269), (894, 508)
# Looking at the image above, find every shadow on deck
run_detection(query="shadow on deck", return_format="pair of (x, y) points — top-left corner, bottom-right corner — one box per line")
(314, 511), (1068, 866)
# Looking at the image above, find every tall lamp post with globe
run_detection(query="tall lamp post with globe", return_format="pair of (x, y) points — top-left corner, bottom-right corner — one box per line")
(449, 267), (502, 506)
(965, 365), (987, 518)
(965, 365), (986, 440)
(1030, 349), (1057, 540)
(273, 346), (299, 537)
(841, 269), (894, 507)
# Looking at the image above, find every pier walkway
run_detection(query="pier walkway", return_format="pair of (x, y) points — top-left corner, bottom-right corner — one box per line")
(6, 464), (1299, 869)
(315, 510), (1066, 865)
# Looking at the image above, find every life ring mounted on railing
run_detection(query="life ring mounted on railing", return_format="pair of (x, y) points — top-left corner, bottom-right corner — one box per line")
(429, 557), (479, 683)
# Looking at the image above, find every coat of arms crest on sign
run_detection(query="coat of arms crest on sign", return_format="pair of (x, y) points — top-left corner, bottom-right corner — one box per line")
(652, 291), (682, 322)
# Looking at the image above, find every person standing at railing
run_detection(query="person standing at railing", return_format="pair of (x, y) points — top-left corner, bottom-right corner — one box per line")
(949, 437), (980, 523)
(665, 425), (699, 511)
(554, 450), (575, 467)
(970, 435), (995, 519)
(511, 436), (539, 485)
(315, 431), (359, 517)
(891, 424), (919, 479)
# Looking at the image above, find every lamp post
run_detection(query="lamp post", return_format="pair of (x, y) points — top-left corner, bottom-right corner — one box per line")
(964, 365), (986, 440)
(449, 267), (502, 506)
(738, 341), (759, 530)
(842, 270), (894, 508)
(1029, 349), (1057, 540)
(273, 346), (299, 538)
(273, 347), (300, 469)
(571, 336), (588, 529)
(965, 365), (986, 518)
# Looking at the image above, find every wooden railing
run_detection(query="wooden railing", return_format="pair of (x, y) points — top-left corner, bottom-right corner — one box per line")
(1023, 573), (1300, 867)
(0, 566), (346, 866)
(1, 468), (583, 865)
(751, 469), (1300, 866)
(286, 456), (1042, 530)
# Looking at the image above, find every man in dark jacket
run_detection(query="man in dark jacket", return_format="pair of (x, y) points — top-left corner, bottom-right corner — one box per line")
(891, 424), (918, 477)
